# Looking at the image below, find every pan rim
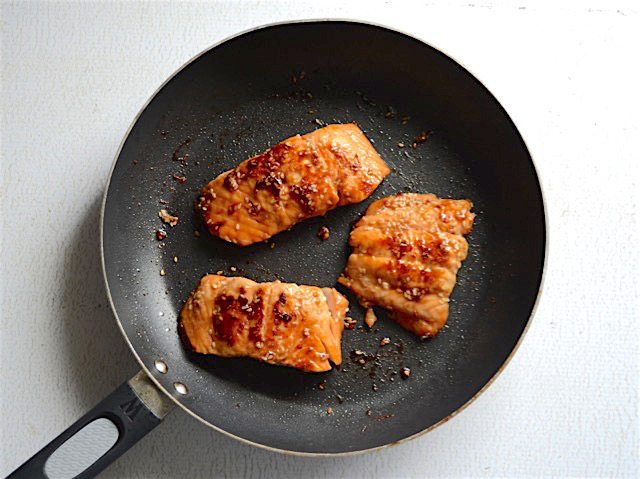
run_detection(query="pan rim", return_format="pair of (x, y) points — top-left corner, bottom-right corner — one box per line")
(100, 18), (548, 456)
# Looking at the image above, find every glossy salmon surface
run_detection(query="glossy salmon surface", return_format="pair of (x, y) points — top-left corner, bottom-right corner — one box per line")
(197, 124), (390, 246)
(339, 193), (475, 337)
(180, 275), (348, 372)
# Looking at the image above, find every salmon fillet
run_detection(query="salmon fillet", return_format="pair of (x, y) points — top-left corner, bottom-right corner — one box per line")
(179, 275), (348, 372)
(338, 193), (475, 337)
(196, 124), (390, 246)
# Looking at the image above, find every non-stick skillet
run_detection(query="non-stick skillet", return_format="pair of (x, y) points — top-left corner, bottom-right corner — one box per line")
(10, 20), (546, 478)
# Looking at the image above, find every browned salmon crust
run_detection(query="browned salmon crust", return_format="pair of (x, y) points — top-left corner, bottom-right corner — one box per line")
(179, 275), (348, 372)
(338, 193), (475, 337)
(197, 124), (390, 246)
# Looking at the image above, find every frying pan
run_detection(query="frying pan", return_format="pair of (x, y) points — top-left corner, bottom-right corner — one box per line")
(10, 20), (546, 478)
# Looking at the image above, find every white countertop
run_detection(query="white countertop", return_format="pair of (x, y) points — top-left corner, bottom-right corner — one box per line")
(1, 1), (638, 477)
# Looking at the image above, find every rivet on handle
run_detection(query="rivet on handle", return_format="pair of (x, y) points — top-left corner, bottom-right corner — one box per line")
(154, 359), (168, 374)
(173, 382), (188, 395)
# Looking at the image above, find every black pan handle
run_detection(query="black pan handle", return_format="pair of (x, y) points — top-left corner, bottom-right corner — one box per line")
(8, 371), (175, 479)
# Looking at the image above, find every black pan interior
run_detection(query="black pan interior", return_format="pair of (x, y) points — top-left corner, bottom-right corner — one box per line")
(102, 21), (545, 454)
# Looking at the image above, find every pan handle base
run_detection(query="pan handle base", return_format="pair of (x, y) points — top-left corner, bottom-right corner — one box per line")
(8, 370), (174, 479)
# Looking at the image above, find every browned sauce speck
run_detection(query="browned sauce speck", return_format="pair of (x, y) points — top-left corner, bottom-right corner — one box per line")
(247, 292), (264, 343)
(172, 138), (191, 162)
(289, 182), (317, 215)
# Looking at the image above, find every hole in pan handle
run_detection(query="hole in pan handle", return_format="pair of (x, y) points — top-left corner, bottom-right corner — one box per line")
(7, 371), (175, 479)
